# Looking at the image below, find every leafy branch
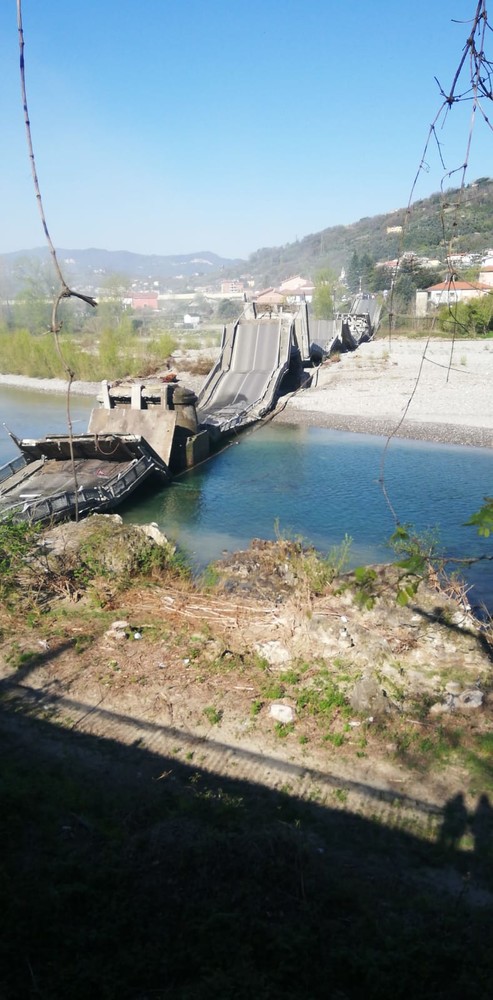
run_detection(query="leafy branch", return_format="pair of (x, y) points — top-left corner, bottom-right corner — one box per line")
(465, 497), (493, 537)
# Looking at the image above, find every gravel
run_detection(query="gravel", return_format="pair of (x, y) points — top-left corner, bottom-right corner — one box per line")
(272, 337), (493, 448)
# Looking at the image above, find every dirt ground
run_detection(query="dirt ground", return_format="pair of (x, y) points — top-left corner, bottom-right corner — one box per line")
(1, 519), (491, 841)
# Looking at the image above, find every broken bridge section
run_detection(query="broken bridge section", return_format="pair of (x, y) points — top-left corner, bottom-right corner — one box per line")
(196, 294), (381, 437)
(196, 309), (310, 438)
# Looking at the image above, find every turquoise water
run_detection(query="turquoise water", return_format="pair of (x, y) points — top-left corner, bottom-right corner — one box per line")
(0, 385), (94, 464)
(120, 421), (493, 612)
(1, 387), (492, 610)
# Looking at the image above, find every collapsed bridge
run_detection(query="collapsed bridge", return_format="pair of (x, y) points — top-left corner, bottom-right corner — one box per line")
(0, 293), (381, 523)
(196, 294), (381, 437)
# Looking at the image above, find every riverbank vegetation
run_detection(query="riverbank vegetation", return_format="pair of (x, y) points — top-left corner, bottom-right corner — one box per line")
(1, 515), (493, 997)
(0, 324), (176, 380)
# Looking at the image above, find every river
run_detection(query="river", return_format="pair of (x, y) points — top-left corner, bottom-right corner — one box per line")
(1, 384), (492, 610)
(0, 384), (94, 463)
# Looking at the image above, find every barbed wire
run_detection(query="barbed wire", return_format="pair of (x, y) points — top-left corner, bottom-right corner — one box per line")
(381, 1), (492, 534)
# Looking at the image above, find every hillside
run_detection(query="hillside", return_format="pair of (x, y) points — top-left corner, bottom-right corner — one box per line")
(0, 247), (241, 294)
(2, 178), (493, 294)
(237, 176), (493, 286)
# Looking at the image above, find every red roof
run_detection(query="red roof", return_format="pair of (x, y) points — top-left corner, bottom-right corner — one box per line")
(426, 281), (491, 291)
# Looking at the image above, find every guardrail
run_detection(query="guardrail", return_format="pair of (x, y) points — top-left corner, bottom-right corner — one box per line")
(0, 454), (27, 485)
(7, 454), (156, 524)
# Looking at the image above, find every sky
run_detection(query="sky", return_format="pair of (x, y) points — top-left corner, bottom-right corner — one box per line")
(0, 0), (492, 260)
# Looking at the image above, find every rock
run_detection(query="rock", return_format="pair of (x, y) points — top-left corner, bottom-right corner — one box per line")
(269, 703), (295, 724)
(445, 681), (462, 695)
(450, 611), (474, 629)
(430, 687), (483, 715)
(136, 522), (171, 547)
(429, 701), (453, 716)
(105, 620), (129, 641)
(429, 693), (456, 714)
(457, 688), (483, 710)
(349, 676), (388, 716)
(255, 640), (291, 666)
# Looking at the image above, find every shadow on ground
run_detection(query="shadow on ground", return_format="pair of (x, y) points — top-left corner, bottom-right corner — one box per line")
(1, 682), (493, 1000)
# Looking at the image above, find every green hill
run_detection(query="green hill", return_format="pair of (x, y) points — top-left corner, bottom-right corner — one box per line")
(237, 177), (493, 286)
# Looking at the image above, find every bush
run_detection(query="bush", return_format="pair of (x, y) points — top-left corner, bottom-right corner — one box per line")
(0, 327), (177, 381)
(437, 294), (493, 336)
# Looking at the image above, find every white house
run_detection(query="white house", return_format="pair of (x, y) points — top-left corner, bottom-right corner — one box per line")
(278, 275), (315, 303)
(183, 313), (200, 328)
(416, 279), (491, 316)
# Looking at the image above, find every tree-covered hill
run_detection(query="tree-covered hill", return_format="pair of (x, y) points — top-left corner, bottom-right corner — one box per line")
(237, 177), (493, 287)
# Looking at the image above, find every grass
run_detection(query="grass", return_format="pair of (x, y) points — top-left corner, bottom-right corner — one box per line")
(0, 325), (177, 381)
(203, 705), (223, 726)
(296, 672), (348, 722)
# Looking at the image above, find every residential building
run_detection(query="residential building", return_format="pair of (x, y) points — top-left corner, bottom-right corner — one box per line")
(416, 279), (491, 316)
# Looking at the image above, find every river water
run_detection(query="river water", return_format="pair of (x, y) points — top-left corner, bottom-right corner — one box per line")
(0, 385), (94, 462)
(1, 385), (492, 609)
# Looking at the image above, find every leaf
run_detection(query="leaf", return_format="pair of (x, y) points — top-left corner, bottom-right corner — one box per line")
(396, 555), (426, 574)
(465, 497), (493, 537)
(397, 590), (410, 606)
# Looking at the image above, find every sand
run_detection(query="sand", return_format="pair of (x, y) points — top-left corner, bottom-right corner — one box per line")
(0, 373), (100, 396)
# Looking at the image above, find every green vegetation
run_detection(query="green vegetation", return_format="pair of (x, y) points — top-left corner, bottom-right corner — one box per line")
(0, 325), (176, 381)
(243, 178), (493, 288)
(466, 497), (493, 537)
(352, 565), (378, 609)
(272, 524), (353, 596)
(437, 294), (493, 337)
(0, 516), (188, 623)
(203, 705), (223, 726)
(311, 267), (341, 318)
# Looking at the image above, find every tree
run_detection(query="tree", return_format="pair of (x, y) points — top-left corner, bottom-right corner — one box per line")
(312, 268), (338, 319)
(346, 252), (360, 294)
(392, 259), (443, 313)
(437, 293), (493, 336)
(11, 257), (56, 334)
(97, 273), (129, 329)
(216, 298), (241, 322)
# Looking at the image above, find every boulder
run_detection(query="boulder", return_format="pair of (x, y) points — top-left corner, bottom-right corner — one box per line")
(349, 675), (388, 716)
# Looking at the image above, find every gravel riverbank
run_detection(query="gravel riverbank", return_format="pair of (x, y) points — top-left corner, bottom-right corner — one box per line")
(0, 373), (100, 396)
(273, 337), (493, 448)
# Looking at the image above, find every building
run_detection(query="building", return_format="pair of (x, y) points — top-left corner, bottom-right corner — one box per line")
(254, 288), (286, 310)
(416, 279), (491, 316)
(277, 275), (315, 303)
(478, 265), (493, 288)
(183, 313), (200, 328)
(220, 279), (244, 295)
(131, 292), (159, 310)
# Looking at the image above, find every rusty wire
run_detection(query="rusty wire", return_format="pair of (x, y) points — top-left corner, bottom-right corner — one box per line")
(16, 0), (98, 521)
(381, 1), (493, 532)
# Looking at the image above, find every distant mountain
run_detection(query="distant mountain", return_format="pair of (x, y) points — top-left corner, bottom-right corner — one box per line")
(3, 178), (493, 296)
(0, 247), (243, 293)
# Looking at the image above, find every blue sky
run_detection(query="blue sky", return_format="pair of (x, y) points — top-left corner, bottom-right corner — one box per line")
(0, 1), (491, 259)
